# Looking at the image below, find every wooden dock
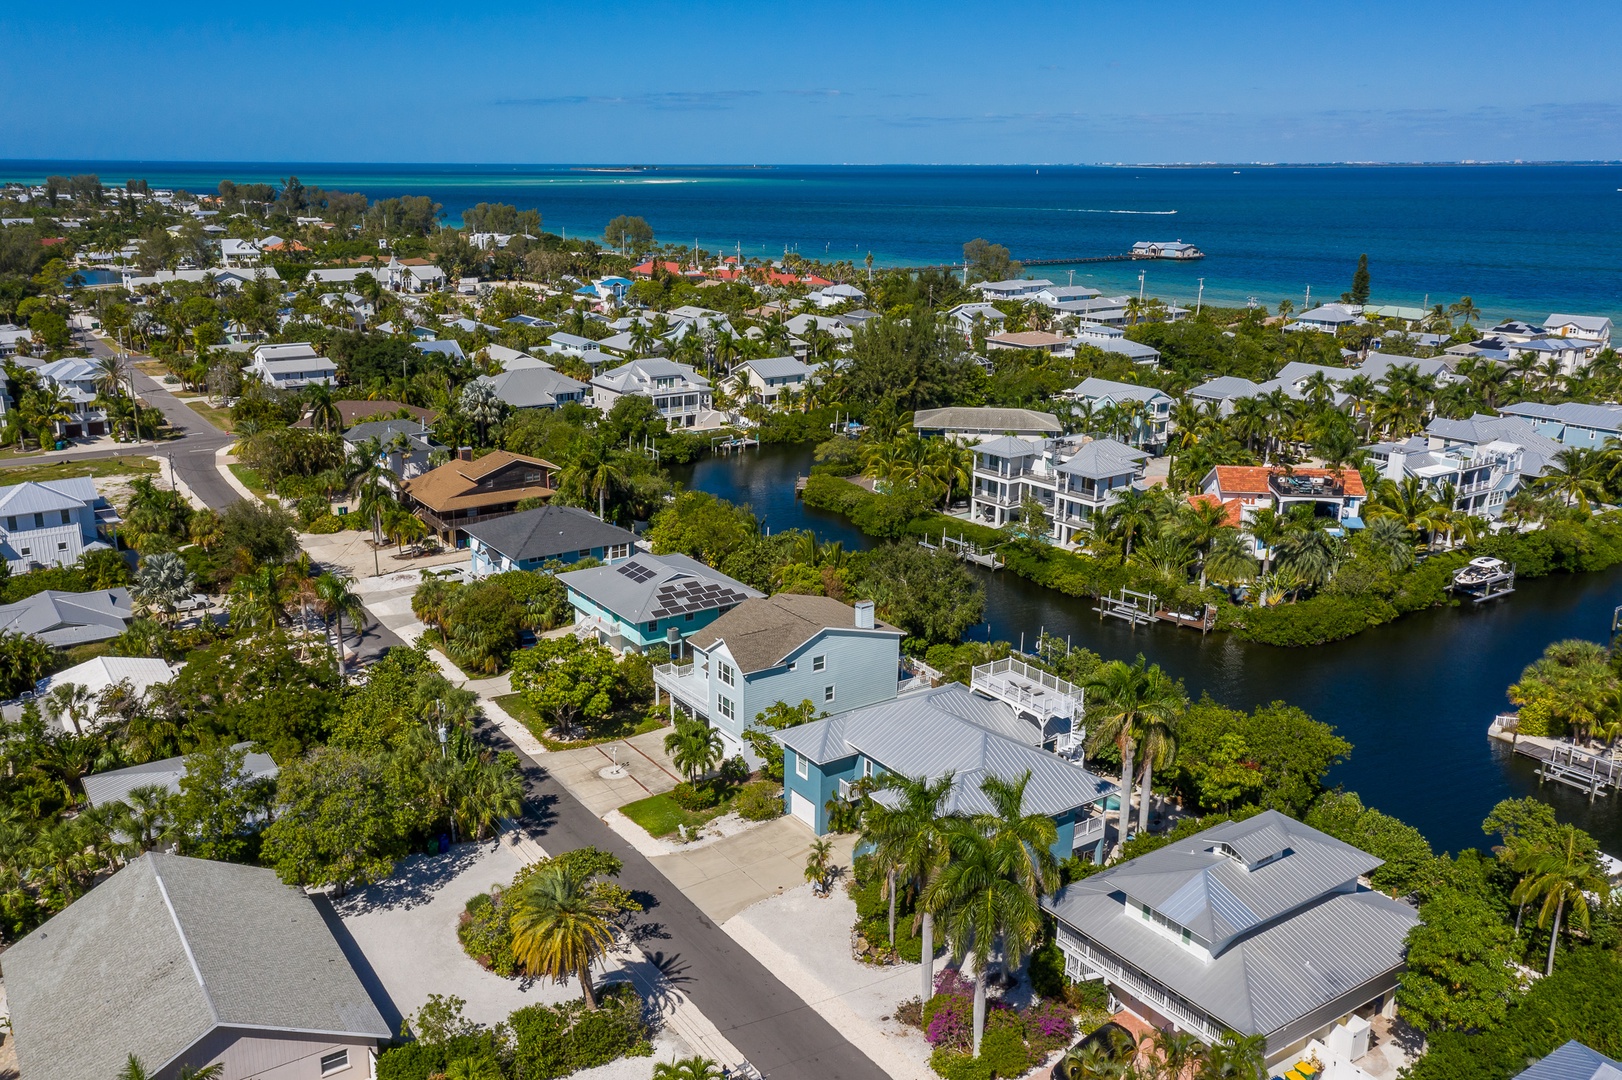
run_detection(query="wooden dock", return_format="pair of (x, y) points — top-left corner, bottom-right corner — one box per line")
(1095, 588), (1157, 627)
(921, 532), (1003, 570)
(1156, 605), (1218, 634)
(1489, 718), (1622, 801)
(794, 475), (808, 497)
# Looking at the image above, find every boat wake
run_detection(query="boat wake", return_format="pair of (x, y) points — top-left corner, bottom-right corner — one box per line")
(1054, 208), (1178, 215)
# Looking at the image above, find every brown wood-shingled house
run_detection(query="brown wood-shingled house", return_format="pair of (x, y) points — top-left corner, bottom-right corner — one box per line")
(400, 449), (558, 544)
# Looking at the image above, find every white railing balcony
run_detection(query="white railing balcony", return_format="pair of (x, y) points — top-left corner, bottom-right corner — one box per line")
(1056, 928), (1221, 1043)
(974, 490), (1019, 508)
(971, 657), (1083, 721)
(1073, 813), (1107, 847)
(653, 661), (710, 714)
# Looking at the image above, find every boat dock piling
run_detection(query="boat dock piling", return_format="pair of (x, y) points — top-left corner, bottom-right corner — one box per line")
(1095, 588), (1158, 628)
(921, 532), (1004, 570)
(1488, 717), (1622, 802)
(711, 435), (759, 454)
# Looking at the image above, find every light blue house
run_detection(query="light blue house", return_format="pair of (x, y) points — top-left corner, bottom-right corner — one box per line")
(559, 552), (761, 653)
(1063, 377), (1174, 453)
(1499, 401), (1622, 450)
(464, 505), (639, 577)
(652, 595), (905, 760)
(775, 682), (1115, 863)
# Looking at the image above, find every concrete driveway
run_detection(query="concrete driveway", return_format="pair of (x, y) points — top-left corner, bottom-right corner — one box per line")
(544, 729), (684, 815)
(652, 818), (858, 924)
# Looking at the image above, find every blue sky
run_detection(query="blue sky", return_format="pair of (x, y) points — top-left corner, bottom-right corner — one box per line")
(4, 1), (1621, 164)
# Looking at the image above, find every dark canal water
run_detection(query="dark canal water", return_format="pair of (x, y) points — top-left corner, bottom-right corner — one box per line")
(671, 444), (1622, 856)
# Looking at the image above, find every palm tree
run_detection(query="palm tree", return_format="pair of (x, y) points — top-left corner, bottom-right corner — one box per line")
(1178, 499), (1235, 589)
(509, 862), (619, 1008)
(1197, 1033), (1267, 1080)
(1361, 515), (1416, 571)
(664, 719), (723, 783)
(227, 564), (289, 633)
(1536, 447), (1609, 512)
(923, 817), (1045, 1056)
(314, 572), (366, 678)
(44, 682), (94, 736)
(1103, 487), (1156, 558)
(560, 448), (629, 521)
(1243, 507), (1286, 577)
(132, 552), (195, 624)
(804, 837), (835, 896)
(1204, 530), (1258, 586)
(652, 1057), (725, 1080)
(1367, 476), (1446, 543)
(1511, 824), (1610, 975)
(1134, 679), (1186, 834)
(304, 382), (341, 433)
(862, 772), (958, 1003)
(117, 784), (176, 853)
(1084, 656), (1182, 852)
(1448, 295), (1482, 326)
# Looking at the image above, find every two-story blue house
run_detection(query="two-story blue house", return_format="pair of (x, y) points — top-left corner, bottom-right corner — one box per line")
(464, 505), (641, 577)
(651, 595), (905, 760)
(1499, 401), (1622, 450)
(775, 682), (1116, 863)
(559, 552), (761, 653)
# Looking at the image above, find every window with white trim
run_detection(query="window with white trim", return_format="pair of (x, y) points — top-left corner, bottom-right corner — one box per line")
(812, 655), (826, 672)
(320, 1049), (351, 1075)
(824, 685), (835, 703)
(718, 696), (735, 721)
(795, 754), (809, 779)
(719, 663), (735, 686)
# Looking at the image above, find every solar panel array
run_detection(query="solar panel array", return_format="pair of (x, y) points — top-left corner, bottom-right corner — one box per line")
(649, 579), (751, 619)
(615, 560), (658, 583)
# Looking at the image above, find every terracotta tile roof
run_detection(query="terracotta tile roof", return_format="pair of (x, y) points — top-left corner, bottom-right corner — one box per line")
(400, 450), (558, 512)
(1188, 493), (1244, 527)
(1210, 465), (1365, 498)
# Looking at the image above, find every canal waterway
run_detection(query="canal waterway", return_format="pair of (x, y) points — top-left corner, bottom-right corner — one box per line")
(671, 444), (1622, 856)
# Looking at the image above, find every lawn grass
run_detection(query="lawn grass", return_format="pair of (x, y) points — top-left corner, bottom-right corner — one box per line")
(228, 463), (274, 502)
(494, 693), (663, 751)
(181, 400), (235, 432)
(0, 455), (159, 483)
(620, 788), (738, 839)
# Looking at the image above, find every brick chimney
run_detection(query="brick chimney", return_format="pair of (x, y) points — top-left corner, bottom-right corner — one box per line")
(457, 446), (473, 462)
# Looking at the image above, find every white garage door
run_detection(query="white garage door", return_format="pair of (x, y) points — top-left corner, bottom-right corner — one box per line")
(789, 790), (816, 827)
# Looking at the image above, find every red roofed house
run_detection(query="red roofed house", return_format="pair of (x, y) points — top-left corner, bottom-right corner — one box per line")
(1199, 465), (1366, 546)
(1187, 492), (1244, 528)
(631, 259), (701, 278)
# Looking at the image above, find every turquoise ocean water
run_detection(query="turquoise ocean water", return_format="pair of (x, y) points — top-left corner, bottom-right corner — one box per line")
(5, 161), (1621, 320)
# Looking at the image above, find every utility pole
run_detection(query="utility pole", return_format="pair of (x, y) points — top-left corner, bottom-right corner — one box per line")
(1305, 285), (1312, 309)
(1138, 270), (1145, 302)
(1196, 277), (1205, 316)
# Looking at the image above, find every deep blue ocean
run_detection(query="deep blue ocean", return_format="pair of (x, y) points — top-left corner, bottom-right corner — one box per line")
(6, 161), (1622, 320)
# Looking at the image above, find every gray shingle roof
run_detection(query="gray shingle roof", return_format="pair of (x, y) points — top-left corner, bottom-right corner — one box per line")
(687, 594), (899, 674)
(777, 684), (1112, 818)
(81, 742), (279, 809)
(1502, 400), (1622, 434)
(464, 504), (639, 564)
(1057, 438), (1149, 480)
(913, 407), (1062, 433)
(0, 476), (100, 517)
(479, 366), (589, 409)
(1514, 1041), (1622, 1080)
(1067, 377), (1170, 404)
(1043, 810), (1417, 1040)
(0, 588), (132, 647)
(5, 853), (389, 1080)
(559, 553), (761, 624)
(741, 355), (814, 380)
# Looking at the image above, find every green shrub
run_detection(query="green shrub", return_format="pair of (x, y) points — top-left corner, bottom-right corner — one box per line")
(734, 780), (784, 821)
(457, 891), (518, 977)
(978, 1024), (1032, 1078)
(1028, 941), (1066, 1000)
(509, 983), (648, 1080)
(670, 781), (720, 812)
(306, 513), (346, 534)
(376, 1034), (503, 1080)
(930, 1048), (995, 1080)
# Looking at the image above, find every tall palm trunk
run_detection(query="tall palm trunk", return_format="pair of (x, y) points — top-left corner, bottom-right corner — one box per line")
(1138, 755), (1156, 835)
(971, 966), (987, 1057)
(887, 867), (897, 946)
(920, 911), (934, 1005)
(579, 965), (599, 1010)
(1514, 899), (1527, 936)
(1116, 737), (1136, 854)
(1545, 897), (1565, 976)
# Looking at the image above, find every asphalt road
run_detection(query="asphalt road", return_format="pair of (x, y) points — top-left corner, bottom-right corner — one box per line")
(501, 737), (890, 1080)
